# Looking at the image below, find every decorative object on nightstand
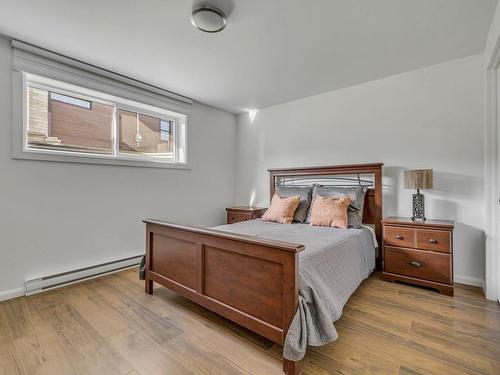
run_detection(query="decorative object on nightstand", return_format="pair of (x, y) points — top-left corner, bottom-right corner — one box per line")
(226, 206), (267, 224)
(381, 216), (454, 296)
(404, 169), (433, 221)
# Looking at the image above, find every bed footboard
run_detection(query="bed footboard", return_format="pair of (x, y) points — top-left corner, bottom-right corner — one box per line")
(143, 219), (304, 375)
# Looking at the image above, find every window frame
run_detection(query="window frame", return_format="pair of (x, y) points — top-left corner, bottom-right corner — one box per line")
(14, 72), (190, 169)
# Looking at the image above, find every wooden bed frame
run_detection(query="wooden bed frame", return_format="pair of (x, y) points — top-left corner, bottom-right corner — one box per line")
(143, 163), (383, 375)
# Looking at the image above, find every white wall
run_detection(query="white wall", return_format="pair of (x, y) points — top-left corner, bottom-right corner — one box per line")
(0, 35), (237, 296)
(485, 1), (500, 68)
(484, 1), (500, 300)
(235, 54), (486, 286)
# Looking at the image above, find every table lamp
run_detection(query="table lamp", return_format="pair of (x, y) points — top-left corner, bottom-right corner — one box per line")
(404, 169), (433, 221)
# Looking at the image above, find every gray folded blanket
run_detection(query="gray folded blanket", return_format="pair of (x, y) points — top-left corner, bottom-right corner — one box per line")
(138, 255), (146, 280)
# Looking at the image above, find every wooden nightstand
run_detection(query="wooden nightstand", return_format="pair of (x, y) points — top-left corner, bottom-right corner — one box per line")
(381, 216), (454, 296)
(226, 206), (267, 224)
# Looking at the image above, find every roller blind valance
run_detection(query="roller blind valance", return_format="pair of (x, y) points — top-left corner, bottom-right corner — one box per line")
(11, 40), (193, 115)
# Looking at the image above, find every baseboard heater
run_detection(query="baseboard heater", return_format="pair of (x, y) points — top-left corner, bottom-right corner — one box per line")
(25, 254), (143, 295)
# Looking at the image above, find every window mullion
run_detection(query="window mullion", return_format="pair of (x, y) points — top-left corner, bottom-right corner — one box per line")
(112, 105), (118, 157)
(173, 119), (178, 162)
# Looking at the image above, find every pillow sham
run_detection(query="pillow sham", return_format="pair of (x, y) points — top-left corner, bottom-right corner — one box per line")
(262, 194), (300, 224)
(306, 185), (367, 228)
(275, 185), (313, 223)
(309, 195), (351, 229)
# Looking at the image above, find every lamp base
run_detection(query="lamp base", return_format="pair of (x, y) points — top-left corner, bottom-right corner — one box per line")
(411, 190), (426, 221)
(411, 216), (427, 221)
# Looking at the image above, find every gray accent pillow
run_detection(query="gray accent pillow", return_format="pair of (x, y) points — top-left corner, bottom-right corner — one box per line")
(276, 185), (313, 223)
(306, 185), (368, 228)
(306, 184), (321, 222)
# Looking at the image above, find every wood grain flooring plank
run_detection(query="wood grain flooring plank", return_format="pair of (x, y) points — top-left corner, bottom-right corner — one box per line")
(409, 321), (500, 364)
(1, 297), (77, 375)
(454, 320), (500, 345)
(61, 283), (203, 374)
(160, 333), (250, 375)
(398, 288), (500, 316)
(269, 345), (364, 375)
(107, 327), (199, 375)
(76, 280), (183, 345)
(348, 294), (456, 331)
(355, 286), (499, 332)
(310, 337), (400, 374)
(398, 366), (426, 375)
(30, 289), (136, 375)
(335, 319), (479, 375)
(0, 305), (25, 375)
(341, 308), (497, 374)
(301, 349), (362, 375)
(109, 271), (276, 351)
(104, 272), (283, 375)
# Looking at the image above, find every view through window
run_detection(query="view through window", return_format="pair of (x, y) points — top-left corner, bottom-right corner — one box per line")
(119, 110), (174, 158)
(25, 76), (187, 164)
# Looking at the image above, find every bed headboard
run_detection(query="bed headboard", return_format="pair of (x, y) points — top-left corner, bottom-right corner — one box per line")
(268, 163), (383, 267)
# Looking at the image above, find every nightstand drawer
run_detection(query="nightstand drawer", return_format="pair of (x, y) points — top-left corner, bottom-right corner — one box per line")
(416, 229), (451, 253)
(226, 206), (267, 224)
(383, 226), (415, 248)
(384, 246), (451, 284)
(227, 212), (253, 224)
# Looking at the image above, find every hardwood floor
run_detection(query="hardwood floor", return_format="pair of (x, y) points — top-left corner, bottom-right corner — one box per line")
(1, 269), (499, 375)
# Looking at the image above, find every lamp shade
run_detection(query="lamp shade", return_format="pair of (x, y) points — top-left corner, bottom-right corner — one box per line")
(404, 169), (433, 190)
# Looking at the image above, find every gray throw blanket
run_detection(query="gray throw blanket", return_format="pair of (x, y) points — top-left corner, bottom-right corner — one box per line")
(214, 219), (376, 361)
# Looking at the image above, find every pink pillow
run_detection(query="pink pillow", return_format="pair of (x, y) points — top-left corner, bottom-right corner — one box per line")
(262, 194), (300, 224)
(309, 195), (351, 229)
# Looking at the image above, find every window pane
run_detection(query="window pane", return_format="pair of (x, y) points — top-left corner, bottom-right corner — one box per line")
(51, 92), (91, 109)
(160, 119), (173, 142)
(119, 110), (174, 158)
(27, 86), (113, 154)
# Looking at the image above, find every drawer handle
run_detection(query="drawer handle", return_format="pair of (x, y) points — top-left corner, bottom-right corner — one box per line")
(395, 234), (403, 240)
(428, 238), (438, 244)
(409, 261), (422, 268)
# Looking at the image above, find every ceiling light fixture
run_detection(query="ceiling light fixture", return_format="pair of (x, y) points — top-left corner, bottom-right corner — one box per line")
(190, 6), (227, 33)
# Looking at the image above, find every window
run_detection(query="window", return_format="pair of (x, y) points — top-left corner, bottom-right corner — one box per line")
(22, 74), (188, 166)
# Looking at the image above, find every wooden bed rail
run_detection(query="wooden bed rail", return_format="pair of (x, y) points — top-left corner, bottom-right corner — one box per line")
(143, 219), (304, 375)
(143, 219), (305, 252)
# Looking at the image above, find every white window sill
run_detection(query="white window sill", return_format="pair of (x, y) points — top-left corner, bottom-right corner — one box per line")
(12, 148), (191, 170)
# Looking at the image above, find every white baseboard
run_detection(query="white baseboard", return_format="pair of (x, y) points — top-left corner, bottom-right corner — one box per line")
(454, 275), (484, 288)
(0, 287), (26, 302)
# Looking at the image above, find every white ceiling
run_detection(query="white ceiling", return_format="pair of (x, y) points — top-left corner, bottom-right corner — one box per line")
(0, 0), (497, 113)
